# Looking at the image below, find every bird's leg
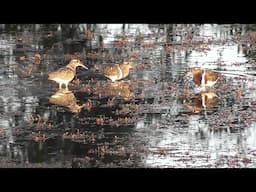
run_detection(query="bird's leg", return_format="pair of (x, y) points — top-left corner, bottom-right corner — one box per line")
(59, 83), (62, 89)
(65, 83), (69, 91)
(201, 69), (206, 87)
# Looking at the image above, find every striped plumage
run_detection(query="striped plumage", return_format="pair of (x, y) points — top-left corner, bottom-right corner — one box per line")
(95, 62), (133, 82)
(48, 59), (88, 90)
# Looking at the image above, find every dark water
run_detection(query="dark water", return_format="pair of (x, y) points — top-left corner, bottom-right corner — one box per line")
(1, 24), (256, 168)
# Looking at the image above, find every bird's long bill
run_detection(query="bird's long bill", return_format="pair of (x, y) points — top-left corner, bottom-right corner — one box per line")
(79, 63), (88, 70)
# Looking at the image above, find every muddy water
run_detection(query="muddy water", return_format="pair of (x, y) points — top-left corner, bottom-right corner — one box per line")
(0, 24), (256, 168)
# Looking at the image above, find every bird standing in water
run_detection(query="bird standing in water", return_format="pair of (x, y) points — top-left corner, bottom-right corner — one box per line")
(184, 67), (220, 89)
(94, 62), (133, 82)
(48, 59), (88, 91)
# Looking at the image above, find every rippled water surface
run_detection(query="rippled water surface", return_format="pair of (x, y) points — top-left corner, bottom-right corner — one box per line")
(1, 24), (256, 168)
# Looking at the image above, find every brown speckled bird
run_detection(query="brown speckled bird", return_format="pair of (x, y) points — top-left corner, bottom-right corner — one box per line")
(95, 62), (133, 82)
(184, 68), (220, 88)
(48, 59), (88, 90)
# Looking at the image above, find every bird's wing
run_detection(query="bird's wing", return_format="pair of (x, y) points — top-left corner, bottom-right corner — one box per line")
(49, 67), (74, 80)
(102, 64), (120, 77)
(205, 71), (219, 81)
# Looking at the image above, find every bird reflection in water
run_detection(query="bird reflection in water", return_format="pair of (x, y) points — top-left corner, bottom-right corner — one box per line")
(184, 91), (219, 113)
(184, 67), (221, 91)
(49, 89), (91, 113)
(93, 81), (135, 101)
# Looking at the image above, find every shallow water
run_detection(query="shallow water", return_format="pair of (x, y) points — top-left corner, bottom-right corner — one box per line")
(0, 24), (256, 168)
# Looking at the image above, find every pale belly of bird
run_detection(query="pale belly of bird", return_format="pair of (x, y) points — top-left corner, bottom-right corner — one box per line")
(49, 77), (70, 85)
(105, 73), (123, 81)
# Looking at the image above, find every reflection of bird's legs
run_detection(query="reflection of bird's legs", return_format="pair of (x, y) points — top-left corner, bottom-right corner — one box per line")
(202, 95), (208, 119)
